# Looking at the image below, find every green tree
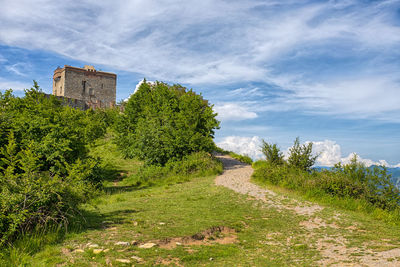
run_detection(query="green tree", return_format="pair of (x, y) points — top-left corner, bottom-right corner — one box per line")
(287, 137), (318, 171)
(118, 81), (220, 165)
(260, 140), (284, 165)
(0, 82), (110, 245)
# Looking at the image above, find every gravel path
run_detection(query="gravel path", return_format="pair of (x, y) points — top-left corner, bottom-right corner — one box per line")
(214, 154), (400, 266)
(214, 154), (322, 215)
(215, 155), (277, 203)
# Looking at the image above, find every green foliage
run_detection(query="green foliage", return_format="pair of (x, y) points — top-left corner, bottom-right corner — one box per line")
(0, 83), (109, 245)
(228, 152), (253, 165)
(117, 81), (220, 165)
(260, 140), (284, 165)
(212, 147), (252, 165)
(332, 155), (400, 211)
(287, 137), (318, 171)
(121, 151), (223, 188)
(253, 155), (400, 222)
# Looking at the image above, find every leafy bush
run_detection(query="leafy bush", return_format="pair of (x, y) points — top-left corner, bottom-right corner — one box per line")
(0, 84), (109, 245)
(332, 156), (400, 211)
(116, 81), (220, 165)
(228, 152), (253, 165)
(122, 151), (223, 188)
(212, 147), (253, 164)
(287, 137), (318, 171)
(252, 155), (400, 221)
(260, 140), (284, 165)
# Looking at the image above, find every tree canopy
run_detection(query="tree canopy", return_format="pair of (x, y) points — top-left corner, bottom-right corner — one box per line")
(117, 81), (220, 165)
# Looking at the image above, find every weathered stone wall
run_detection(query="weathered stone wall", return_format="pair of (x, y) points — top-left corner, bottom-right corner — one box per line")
(43, 93), (89, 110)
(53, 68), (65, 96)
(52, 65), (116, 108)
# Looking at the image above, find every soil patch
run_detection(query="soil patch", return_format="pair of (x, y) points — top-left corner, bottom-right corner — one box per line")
(156, 226), (237, 249)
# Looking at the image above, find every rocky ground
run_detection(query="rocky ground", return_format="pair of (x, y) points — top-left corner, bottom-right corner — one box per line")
(215, 155), (400, 266)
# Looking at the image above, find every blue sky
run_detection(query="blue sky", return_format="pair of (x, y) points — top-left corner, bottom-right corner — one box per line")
(0, 0), (399, 166)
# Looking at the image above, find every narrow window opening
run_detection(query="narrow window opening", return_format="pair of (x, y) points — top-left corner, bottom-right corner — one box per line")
(82, 81), (86, 94)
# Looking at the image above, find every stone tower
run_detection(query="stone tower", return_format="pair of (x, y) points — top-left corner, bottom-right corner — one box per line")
(52, 65), (116, 108)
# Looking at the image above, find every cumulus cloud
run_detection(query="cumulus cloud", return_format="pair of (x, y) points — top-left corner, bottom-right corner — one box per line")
(216, 136), (263, 160)
(306, 140), (398, 167)
(214, 103), (257, 121)
(312, 140), (342, 166)
(218, 137), (399, 167)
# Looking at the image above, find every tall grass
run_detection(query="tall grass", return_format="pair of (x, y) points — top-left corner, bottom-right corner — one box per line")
(120, 151), (223, 188)
(252, 160), (400, 224)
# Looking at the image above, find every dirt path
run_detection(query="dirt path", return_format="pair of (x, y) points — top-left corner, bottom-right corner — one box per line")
(215, 155), (400, 266)
(215, 155), (323, 216)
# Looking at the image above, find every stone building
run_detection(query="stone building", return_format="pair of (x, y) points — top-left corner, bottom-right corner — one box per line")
(52, 65), (116, 109)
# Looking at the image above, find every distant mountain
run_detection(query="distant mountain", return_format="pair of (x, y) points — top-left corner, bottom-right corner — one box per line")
(388, 167), (400, 187)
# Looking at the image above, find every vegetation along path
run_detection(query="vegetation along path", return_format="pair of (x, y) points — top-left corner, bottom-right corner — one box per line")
(215, 154), (400, 266)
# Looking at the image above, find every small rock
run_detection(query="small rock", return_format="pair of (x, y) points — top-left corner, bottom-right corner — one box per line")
(116, 259), (131, 263)
(139, 242), (157, 249)
(88, 244), (99, 248)
(73, 249), (85, 253)
(93, 249), (103, 254)
(131, 255), (143, 262)
(159, 222), (165, 225)
(209, 257), (214, 261)
(175, 242), (182, 246)
(115, 241), (130, 246)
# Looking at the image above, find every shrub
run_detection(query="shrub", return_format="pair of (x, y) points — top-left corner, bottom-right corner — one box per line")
(116, 81), (220, 165)
(260, 140), (284, 165)
(0, 134), (97, 245)
(122, 151), (223, 187)
(252, 154), (400, 218)
(0, 83), (109, 245)
(287, 137), (318, 171)
(228, 152), (253, 165)
(332, 155), (400, 211)
(212, 147), (253, 165)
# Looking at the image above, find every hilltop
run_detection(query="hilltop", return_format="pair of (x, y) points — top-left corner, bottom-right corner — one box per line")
(3, 138), (400, 266)
(1, 82), (400, 266)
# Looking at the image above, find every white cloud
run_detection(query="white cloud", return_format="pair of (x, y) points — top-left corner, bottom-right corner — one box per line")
(312, 141), (395, 167)
(216, 136), (263, 160)
(5, 63), (29, 77)
(0, 78), (31, 91)
(0, 0), (400, 121)
(265, 74), (400, 122)
(218, 137), (399, 167)
(124, 79), (155, 102)
(0, 54), (6, 63)
(213, 103), (257, 121)
(312, 140), (342, 166)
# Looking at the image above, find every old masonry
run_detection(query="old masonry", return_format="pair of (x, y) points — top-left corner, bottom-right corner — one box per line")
(52, 65), (116, 109)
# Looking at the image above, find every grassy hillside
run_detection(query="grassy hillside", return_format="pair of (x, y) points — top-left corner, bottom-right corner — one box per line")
(2, 137), (400, 266)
